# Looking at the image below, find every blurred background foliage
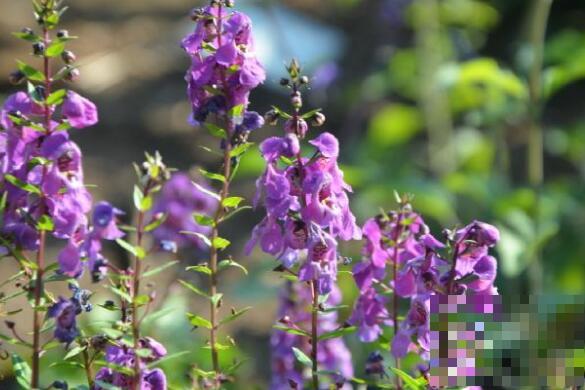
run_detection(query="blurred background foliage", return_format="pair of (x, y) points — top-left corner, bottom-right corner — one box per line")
(0, 0), (584, 388)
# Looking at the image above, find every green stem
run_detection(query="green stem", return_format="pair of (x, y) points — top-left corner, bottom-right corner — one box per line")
(414, 0), (455, 177)
(526, 0), (552, 294)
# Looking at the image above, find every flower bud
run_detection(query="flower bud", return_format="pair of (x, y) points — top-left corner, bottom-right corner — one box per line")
(8, 70), (25, 85)
(284, 118), (308, 138)
(61, 50), (76, 64)
(310, 112), (326, 127)
(52, 380), (68, 389)
(264, 109), (279, 126)
(224, 0), (235, 7)
(90, 335), (108, 351)
(21, 27), (34, 36)
(32, 42), (45, 56)
(35, 85), (46, 100)
(279, 77), (289, 86)
(290, 91), (302, 109)
(56, 29), (69, 39)
(190, 7), (204, 21)
(4, 320), (15, 329)
(299, 75), (309, 85)
(64, 66), (80, 82)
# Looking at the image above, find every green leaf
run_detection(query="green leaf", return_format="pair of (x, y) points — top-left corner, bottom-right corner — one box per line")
(146, 350), (191, 369)
(222, 196), (243, 208)
(320, 304), (348, 313)
(12, 31), (40, 43)
(16, 60), (45, 82)
(230, 142), (253, 158)
(187, 313), (212, 329)
(134, 294), (150, 306)
(204, 123), (226, 139)
(115, 238), (144, 259)
(317, 326), (356, 341)
(199, 169), (225, 183)
(217, 259), (248, 275)
(178, 279), (209, 299)
(102, 328), (124, 339)
(273, 325), (310, 337)
(300, 108), (322, 119)
(36, 215), (54, 231)
(11, 354), (31, 389)
(292, 347), (312, 367)
(46, 87), (65, 105)
(4, 174), (41, 195)
(219, 306), (252, 326)
(144, 213), (167, 232)
(133, 185), (152, 211)
(210, 293), (223, 307)
(27, 156), (49, 170)
(220, 205), (251, 223)
(135, 348), (153, 358)
(212, 237), (230, 250)
(271, 105), (292, 119)
(143, 260), (179, 278)
(64, 345), (86, 360)
(45, 41), (65, 57)
(180, 230), (211, 247)
(390, 367), (427, 390)
(186, 264), (212, 275)
(108, 286), (132, 303)
(192, 181), (221, 201)
(228, 104), (244, 119)
(193, 213), (215, 227)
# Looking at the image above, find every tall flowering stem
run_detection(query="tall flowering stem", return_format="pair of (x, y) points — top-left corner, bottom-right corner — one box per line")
(248, 59), (361, 389)
(181, 0), (265, 385)
(92, 152), (170, 390)
(0, 0), (108, 387)
(348, 195), (500, 386)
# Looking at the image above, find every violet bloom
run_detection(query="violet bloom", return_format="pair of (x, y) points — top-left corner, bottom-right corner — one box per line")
(57, 201), (124, 279)
(62, 91), (98, 129)
(47, 285), (92, 345)
(92, 337), (167, 390)
(150, 172), (218, 251)
(47, 297), (79, 344)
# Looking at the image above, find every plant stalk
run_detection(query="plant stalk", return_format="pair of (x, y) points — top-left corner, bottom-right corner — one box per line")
(526, 0), (552, 294)
(31, 23), (53, 388)
(310, 281), (319, 390)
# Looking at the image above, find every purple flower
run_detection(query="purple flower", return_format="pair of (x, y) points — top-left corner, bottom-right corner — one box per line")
(57, 201), (124, 279)
(150, 172), (218, 250)
(92, 201), (124, 240)
(182, 5), (265, 127)
(62, 91), (98, 129)
(92, 337), (167, 390)
(348, 287), (389, 342)
(48, 297), (79, 344)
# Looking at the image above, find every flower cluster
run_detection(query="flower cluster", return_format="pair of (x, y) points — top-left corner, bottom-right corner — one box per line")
(181, 0), (265, 144)
(247, 130), (361, 294)
(349, 201), (500, 365)
(93, 337), (167, 390)
(58, 201), (124, 281)
(271, 282), (353, 389)
(150, 172), (217, 252)
(0, 90), (99, 252)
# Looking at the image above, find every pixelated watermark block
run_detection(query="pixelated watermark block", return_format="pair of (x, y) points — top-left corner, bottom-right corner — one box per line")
(429, 294), (585, 388)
